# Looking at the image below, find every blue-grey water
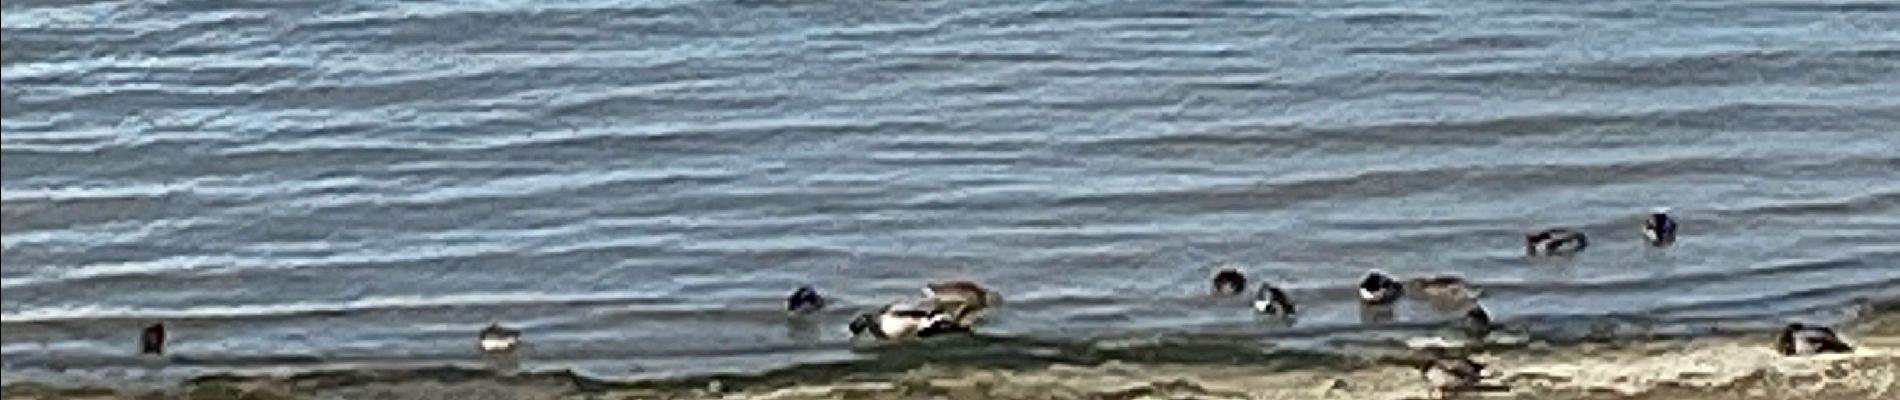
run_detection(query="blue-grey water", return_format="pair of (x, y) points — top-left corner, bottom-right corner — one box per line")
(4, 0), (1899, 383)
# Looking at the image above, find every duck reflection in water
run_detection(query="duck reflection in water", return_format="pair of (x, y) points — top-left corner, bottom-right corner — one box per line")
(1361, 303), (1397, 325)
(784, 315), (821, 343)
(483, 349), (521, 373)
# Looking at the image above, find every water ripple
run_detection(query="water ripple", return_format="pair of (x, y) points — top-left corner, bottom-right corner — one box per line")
(5, 0), (1897, 381)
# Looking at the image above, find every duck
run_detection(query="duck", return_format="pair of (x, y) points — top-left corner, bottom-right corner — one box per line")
(1525, 228), (1588, 256)
(786, 286), (826, 315)
(922, 280), (1003, 325)
(1252, 282), (1296, 316)
(1359, 270), (1405, 306)
(847, 302), (968, 341)
(1211, 267), (1247, 296)
(1643, 209), (1677, 246)
(1462, 304), (1494, 338)
(1775, 323), (1853, 356)
(140, 322), (166, 355)
(1417, 354), (1486, 399)
(478, 323), (522, 353)
(1410, 275), (1483, 303)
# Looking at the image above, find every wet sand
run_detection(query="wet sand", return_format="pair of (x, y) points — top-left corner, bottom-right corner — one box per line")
(7, 299), (1897, 400)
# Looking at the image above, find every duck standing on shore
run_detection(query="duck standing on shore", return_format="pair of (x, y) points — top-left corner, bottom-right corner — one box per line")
(1775, 323), (1853, 356)
(1417, 354), (1487, 399)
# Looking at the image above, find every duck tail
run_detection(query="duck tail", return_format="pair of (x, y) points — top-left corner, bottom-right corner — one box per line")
(1818, 339), (1855, 353)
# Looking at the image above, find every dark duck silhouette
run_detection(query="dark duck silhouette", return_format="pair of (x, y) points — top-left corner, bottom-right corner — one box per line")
(140, 322), (166, 355)
(1775, 323), (1853, 356)
(1211, 267), (1247, 297)
(1252, 282), (1296, 316)
(786, 286), (826, 315)
(1643, 209), (1677, 246)
(1358, 270), (1405, 306)
(1525, 228), (1588, 256)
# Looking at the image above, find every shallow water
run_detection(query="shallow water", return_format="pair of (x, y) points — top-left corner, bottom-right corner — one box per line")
(4, 0), (1899, 383)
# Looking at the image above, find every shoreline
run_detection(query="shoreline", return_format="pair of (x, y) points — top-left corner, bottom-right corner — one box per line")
(6, 299), (1896, 400)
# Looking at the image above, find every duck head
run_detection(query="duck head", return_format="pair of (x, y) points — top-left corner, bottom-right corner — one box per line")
(847, 313), (879, 338)
(1254, 283), (1295, 315)
(787, 286), (825, 314)
(1358, 270), (1403, 304)
(1211, 268), (1247, 296)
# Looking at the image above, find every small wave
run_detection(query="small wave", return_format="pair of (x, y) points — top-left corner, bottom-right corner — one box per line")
(0, 239), (522, 290)
(1735, 1), (1900, 13)
(1333, 10), (1446, 25)
(0, 291), (682, 323)
(1424, 47), (1900, 87)
(0, 181), (195, 203)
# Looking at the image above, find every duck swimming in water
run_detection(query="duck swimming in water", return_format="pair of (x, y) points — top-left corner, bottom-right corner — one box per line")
(1411, 275), (1483, 304)
(923, 280), (1003, 325)
(786, 286), (826, 315)
(478, 323), (522, 353)
(140, 322), (166, 355)
(847, 302), (969, 341)
(1643, 209), (1677, 246)
(1359, 270), (1405, 306)
(1211, 267), (1247, 296)
(1252, 282), (1296, 316)
(1775, 323), (1853, 356)
(1525, 228), (1588, 256)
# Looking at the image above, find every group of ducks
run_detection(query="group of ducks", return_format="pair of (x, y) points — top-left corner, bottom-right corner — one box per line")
(133, 209), (1859, 398)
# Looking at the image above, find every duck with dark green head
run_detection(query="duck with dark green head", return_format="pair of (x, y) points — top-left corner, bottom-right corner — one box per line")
(786, 286), (826, 315)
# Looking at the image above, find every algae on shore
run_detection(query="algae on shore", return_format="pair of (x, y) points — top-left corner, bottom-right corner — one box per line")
(7, 302), (1898, 400)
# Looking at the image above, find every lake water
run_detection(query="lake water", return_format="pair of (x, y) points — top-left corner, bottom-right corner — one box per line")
(4, 0), (1898, 382)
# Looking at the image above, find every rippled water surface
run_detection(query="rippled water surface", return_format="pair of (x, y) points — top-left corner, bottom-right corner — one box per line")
(4, 0), (1899, 382)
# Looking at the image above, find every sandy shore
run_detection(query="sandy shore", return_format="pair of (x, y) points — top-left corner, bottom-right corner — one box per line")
(7, 301), (1897, 400)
